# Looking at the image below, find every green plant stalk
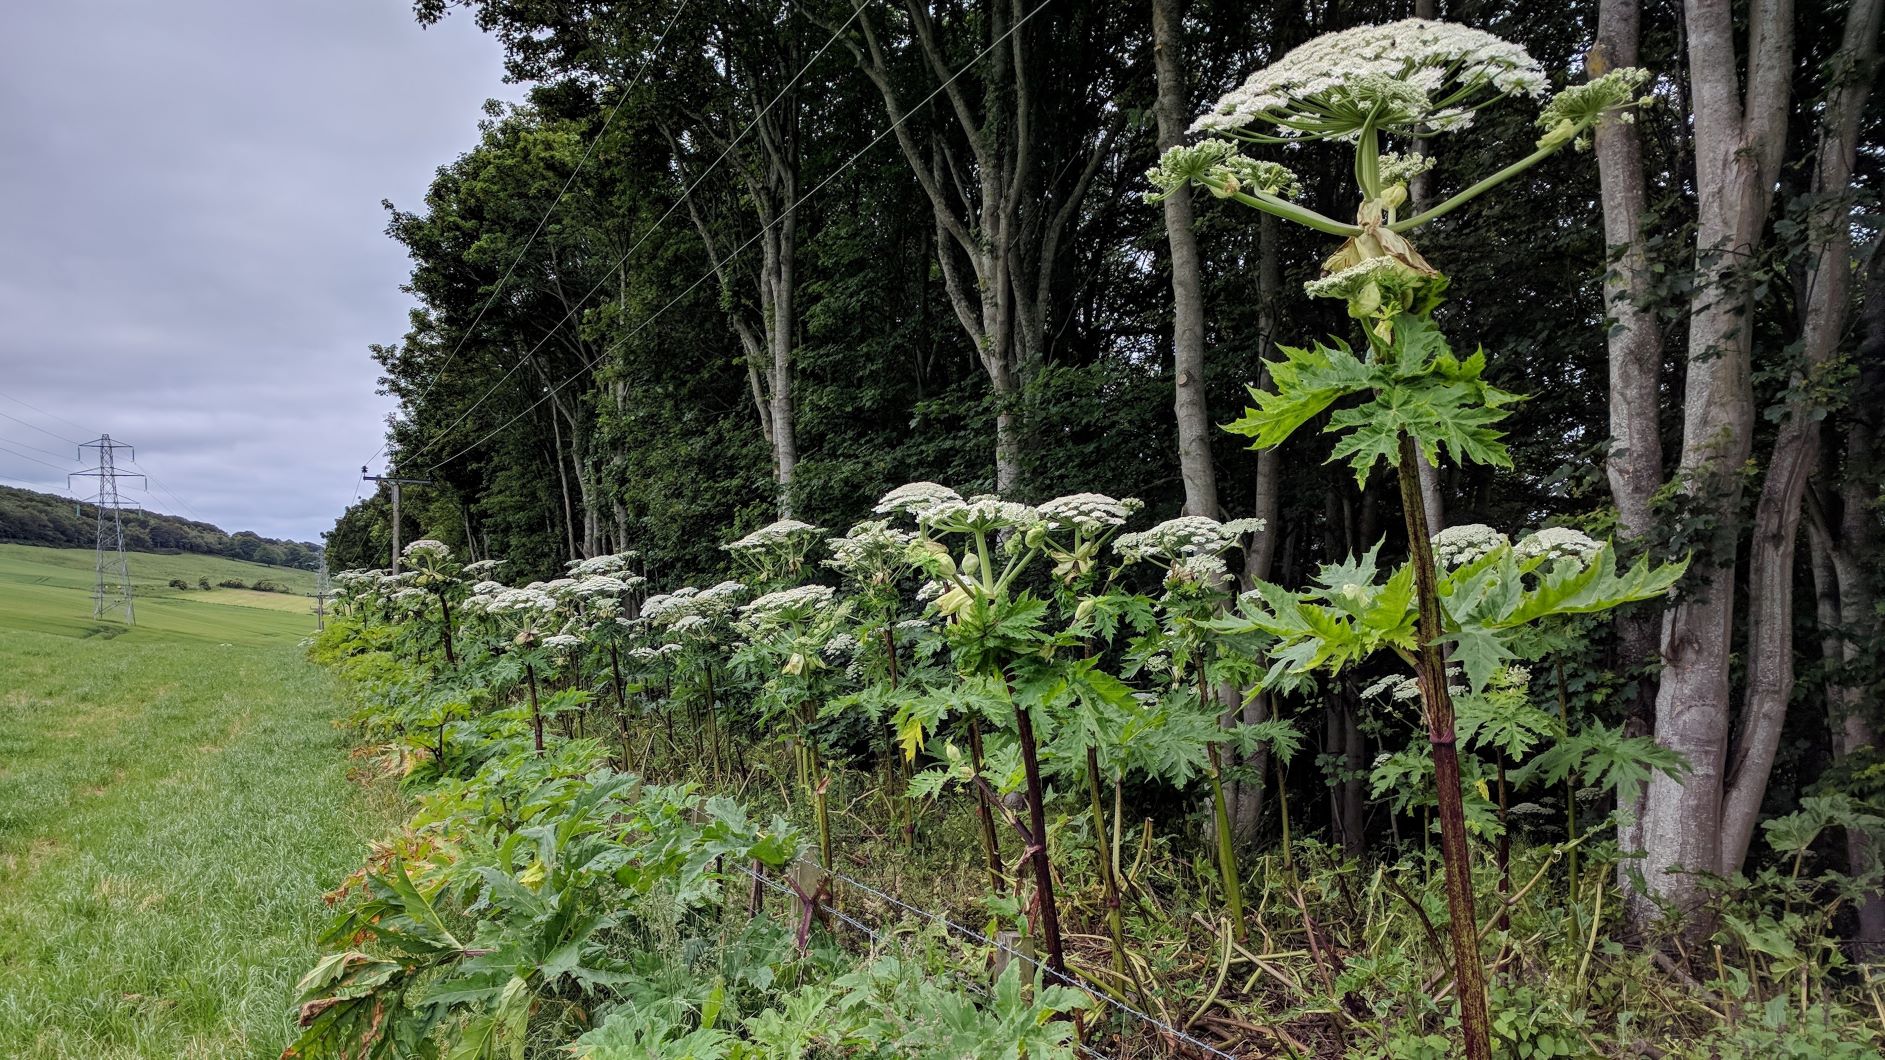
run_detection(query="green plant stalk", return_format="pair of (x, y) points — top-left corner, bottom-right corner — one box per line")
(883, 622), (915, 847)
(1395, 431), (1492, 1060)
(804, 697), (833, 875)
(1012, 696), (1069, 983)
(609, 644), (632, 770)
(1276, 750), (1294, 872)
(1387, 134), (1573, 233)
(436, 592), (457, 669)
(1218, 186), (1360, 236)
(1086, 746), (1128, 973)
(703, 663), (723, 784)
(524, 662), (544, 755)
(1206, 742), (1249, 942)
(967, 718), (1007, 895)
(1556, 660), (1578, 902)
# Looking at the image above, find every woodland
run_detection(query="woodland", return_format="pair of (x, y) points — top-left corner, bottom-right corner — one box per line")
(309, 1), (1885, 1056)
(0, 484), (321, 568)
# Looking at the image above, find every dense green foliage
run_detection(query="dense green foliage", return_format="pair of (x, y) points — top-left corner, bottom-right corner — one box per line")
(300, 530), (1879, 1055)
(327, 0), (1885, 1054)
(0, 484), (321, 569)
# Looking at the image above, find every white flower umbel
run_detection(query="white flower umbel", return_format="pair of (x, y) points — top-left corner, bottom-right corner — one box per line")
(920, 494), (1042, 536)
(1192, 18), (1545, 141)
(1514, 526), (1601, 564)
(1362, 674), (1423, 702)
(873, 481), (963, 518)
(567, 552), (637, 577)
(485, 587), (557, 615)
(470, 579), (507, 596)
(402, 539), (452, 561)
(1431, 523), (1510, 568)
(739, 584), (836, 626)
(463, 558), (505, 576)
(1115, 515), (1266, 564)
(725, 519), (824, 554)
(825, 520), (915, 580)
(1037, 492), (1143, 534)
(542, 633), (585, 651)
(572, 574), (636, 598)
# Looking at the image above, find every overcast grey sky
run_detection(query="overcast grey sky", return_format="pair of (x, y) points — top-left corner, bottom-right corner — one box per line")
(0, 0), (516, 542)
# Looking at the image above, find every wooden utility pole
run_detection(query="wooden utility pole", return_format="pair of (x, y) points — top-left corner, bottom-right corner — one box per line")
(362, 466), (431, 574)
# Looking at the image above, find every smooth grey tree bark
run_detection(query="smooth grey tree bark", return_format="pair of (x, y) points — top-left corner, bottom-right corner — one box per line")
(1633, 0), (1794, 937)
(1807, 236), (1885, 946)
(1588, 0), (1666, 879)
(1718, 0), (1883, 876)
(845, 0), (1118, 494)
(1152, 0), (1216, 519)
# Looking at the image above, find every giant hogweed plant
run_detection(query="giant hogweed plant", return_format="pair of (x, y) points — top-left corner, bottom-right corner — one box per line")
(1148, 18), (1664, 1059)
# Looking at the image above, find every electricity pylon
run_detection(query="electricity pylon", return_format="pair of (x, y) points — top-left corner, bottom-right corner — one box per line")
(71, 435), (143, 625)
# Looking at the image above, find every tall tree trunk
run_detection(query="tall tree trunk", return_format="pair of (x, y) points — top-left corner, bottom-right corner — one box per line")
(1813, 239), (1885, 946)
(1153, 0), (1216, 519)
(1233, 213), (1284, 843)
(1718, 0), (1881, 875)
(847, 0), (1115, 495)
(1589, 0), (1668, 881)
(1633, 0), (1794, 937)
(549, 409), (580, 564)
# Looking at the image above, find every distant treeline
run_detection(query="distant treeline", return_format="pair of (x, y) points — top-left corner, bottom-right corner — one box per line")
(0, 485), (321, 569)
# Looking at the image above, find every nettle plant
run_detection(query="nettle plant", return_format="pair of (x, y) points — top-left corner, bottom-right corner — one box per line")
(1149, 18), (1664, 1058)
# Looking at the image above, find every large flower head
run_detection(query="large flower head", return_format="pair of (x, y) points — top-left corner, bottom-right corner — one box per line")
(1432, 523), (1509, 568)
(1037, 493), (1143, 535)
(725, 519), (824, 555)
(567, 552), (638, 577)
(825, 520), (915, 585)
(1514, 526), (1601, 565)
(919, 494), (1043, 537)
(874, 481), (963, 519)
(1115, 516), (1266, 565)
(1193, 19), (1545, 141)
(402, 539), (451, 561)
(738, 584), (837, 630)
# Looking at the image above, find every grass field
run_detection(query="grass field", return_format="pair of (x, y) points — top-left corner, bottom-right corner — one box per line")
(0, 545), (404, 1058)
(0, 543), (319, 642)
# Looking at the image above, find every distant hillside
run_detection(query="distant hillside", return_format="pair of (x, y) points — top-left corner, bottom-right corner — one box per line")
(0, 484), (321, 570)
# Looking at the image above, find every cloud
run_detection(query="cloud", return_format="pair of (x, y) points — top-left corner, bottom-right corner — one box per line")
(0, 0), (517, 541)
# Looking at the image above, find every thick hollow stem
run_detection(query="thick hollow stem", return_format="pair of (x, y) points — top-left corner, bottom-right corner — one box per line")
(1087, 746), (1127, 973)
(1206, 742), (1249, 942)
(967, 719), (1007, 895)
(1013, 698), (1068, 982)
(1396, 432), (1492, 1060)
(525, 662), (544, 755)
(1387, 137), (1569, 233)
(437, 594), (457, 669)
(1218, 184), (1361, 236)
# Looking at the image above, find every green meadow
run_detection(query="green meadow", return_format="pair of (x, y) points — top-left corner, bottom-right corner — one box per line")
(0, 544), (403, 1058)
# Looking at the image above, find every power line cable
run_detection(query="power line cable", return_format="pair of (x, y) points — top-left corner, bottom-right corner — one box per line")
(0, 408), (82, 448)
(362, 0), (695, 471)
(401, 0), (869, 468)
(425, 0), (1054, 473)
(129, 462), (207, 522)
(0, 434), (77, 463)
(0, 441), (75, 472)
(0, 390), (92, 438)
